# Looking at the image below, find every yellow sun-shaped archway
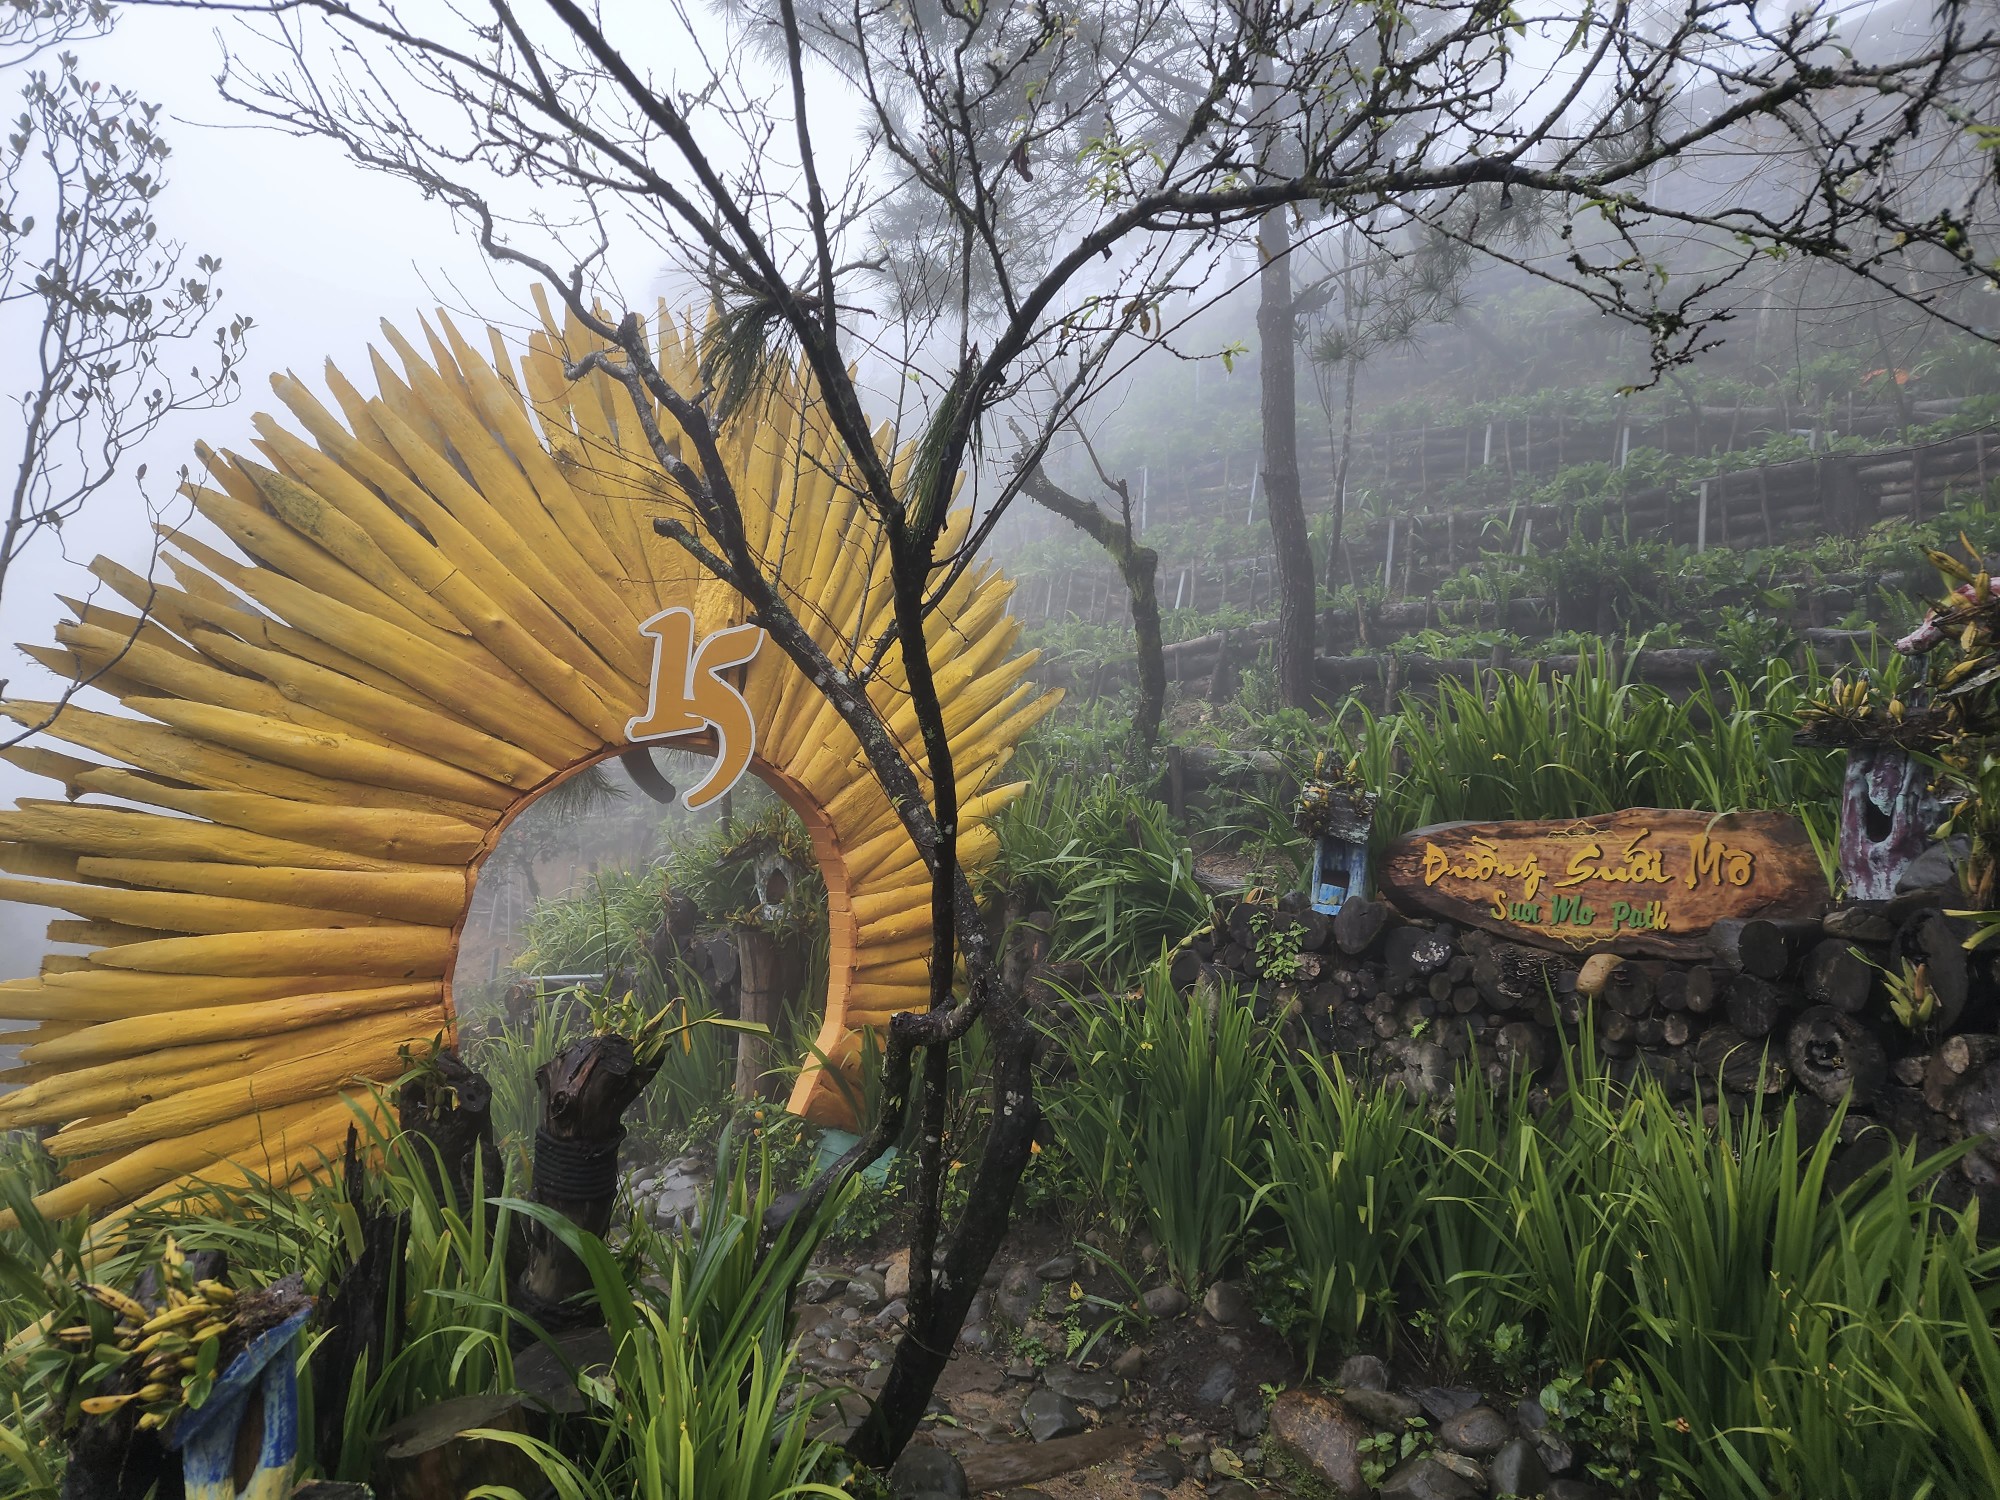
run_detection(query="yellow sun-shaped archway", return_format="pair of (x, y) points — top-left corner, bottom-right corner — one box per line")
(0, 303), (1056, 1225)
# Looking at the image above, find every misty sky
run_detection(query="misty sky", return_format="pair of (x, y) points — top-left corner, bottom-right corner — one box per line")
(0, 0), (1952, 984)
(0, 5), (532, 976)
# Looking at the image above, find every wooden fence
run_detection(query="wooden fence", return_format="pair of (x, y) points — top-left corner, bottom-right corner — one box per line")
(1022, 425), (1997, 626)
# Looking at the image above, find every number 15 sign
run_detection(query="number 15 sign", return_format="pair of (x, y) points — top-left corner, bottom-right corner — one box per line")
(625, 607), (766, 810)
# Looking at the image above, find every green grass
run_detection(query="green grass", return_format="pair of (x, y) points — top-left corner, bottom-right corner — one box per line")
(1039, 964), (1276, 1290)
(0, 1106), (855, 1500)
(1037, 955), (2000, 1497)
(987, 768), (1208, 986)
(1319, 650), (1847, 887)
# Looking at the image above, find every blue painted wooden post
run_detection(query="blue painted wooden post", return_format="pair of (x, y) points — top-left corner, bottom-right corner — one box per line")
(167, 1307), (313, 1500)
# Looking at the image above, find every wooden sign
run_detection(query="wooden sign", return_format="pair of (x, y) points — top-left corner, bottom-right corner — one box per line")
(1378, 808), (1826, 958)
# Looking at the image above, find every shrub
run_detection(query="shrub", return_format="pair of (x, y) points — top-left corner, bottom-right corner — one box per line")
(988, 771), (1207, 984)
(1040, 961), (1277, 1292)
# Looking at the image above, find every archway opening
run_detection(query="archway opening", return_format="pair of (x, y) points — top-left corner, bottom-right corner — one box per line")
(448, 743), (837, 1172)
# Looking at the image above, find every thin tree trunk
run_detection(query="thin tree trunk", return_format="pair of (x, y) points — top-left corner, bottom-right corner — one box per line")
(1258, 202), (1315, 707)
(846, 911), (1049, 1466)
(1017, 465), (1165, 753)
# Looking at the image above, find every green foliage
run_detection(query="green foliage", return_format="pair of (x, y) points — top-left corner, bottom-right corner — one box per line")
(516, 865), (676, 977)
(320, 1121), (517, 1481)
(487, 1135), (854, 1500)
(516, 802), (827, 979)
(987, 768), (1206, 984)
(1036, 961), (2000, 1495)
(1320, 651), (1845, 885)
(1039, 964), (1277, 1292)
(469, 988), (737, 1169)
(0, 1107), (855, 1498)
(1256, 1054), (1424, 1371)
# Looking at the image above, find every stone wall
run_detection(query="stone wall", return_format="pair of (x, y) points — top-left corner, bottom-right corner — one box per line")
(1175, 886), (2000, 1220)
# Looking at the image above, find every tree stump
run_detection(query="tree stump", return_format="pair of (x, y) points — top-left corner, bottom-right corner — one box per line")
(1784, 1006), (1888, 1106)
(398, 1049), (503, 1213)
(377, 1395), (542, 1500)
(520, 1033), (662, 1315)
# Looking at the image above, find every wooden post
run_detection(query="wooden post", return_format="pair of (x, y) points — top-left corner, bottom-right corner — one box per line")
(734, 925), (783, 1100)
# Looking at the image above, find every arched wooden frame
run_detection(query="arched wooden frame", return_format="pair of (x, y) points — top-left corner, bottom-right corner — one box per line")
(0, 307), (1056, 1226)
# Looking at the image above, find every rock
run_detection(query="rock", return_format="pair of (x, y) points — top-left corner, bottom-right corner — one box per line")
(1020, 1389), (1087, 1442)
(889, 1443), (970, 1500)
(1434, 1450), (1487, 1484)
(1111, 1344), (1146, 1378)
(1333, 1353), (1390, 1391)
(1376, 1452), (1483, 1500)
(1535, 1433), (1577, 1474)
(1417, 1386), (1484, 1422)
(652, 1183), (701, 1225)
(511, 1326), (616, 1416)
(1576, 953), (1619, 997)
(875, 1298), (909, 1328)
(1231, 1396), (1269, 1440)
(961, 1428), (1142, 1491)
(1514, 1396), (1547, 1433)
(1267, 1389), (1370, 1499)
(997, 1264), (1039, 1326)
(800, 1272), (843, 1303)
(1202, 1280), (1250, 1324)
(1195, 1360), (1240, 1406)
(824, 1337), (859, 1363)
(1337, 1386), (1423, 1428)
(1034, 1252), (1080, 1280)
(1041, 1363), (1123, 1411)
(1141, 1284), (1190, 1318)
(1824, 903), (1895, 942)
(957, 1323), (994, 1354)
(884, 1249), (912, 1303)
(1438, 1403), (1512, 1458)
(1545, 1481), (1608, 1500)
(1208, 1482), (1258, 1500)
(1897, 838), (1968, 893)
(846, 1269), (886, 1309)
(1488, 1436), (1550, 1499)
(1006, 1356), (1038, 1380)
(1132, 1447), (1186, 1488)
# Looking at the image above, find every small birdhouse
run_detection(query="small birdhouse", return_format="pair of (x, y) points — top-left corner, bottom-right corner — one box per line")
(1294, 757), (1378, 917)
(1838, 744), (1947, 899)
(753, 849), (806, 927)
